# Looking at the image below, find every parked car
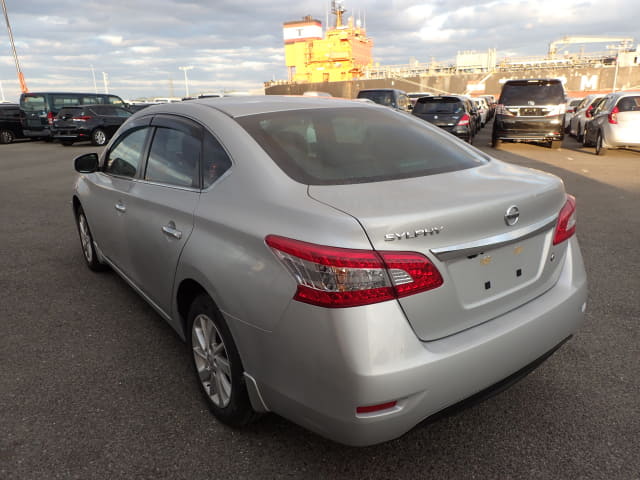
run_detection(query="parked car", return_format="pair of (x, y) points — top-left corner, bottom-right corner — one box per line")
(582, 91), (640, 154)
(52, 104), (132, 146)
(356, 88), (412, 111)
(472, 97), (489, 128)
(411, 95), (477, 143)
(564, 98), (583, 132)
(19, 92), (126, 140)
(0, 103), (25, 144)
(569, 94), (605, 142)
(72, 96), (587, 446)
(492, 79), (566, 149)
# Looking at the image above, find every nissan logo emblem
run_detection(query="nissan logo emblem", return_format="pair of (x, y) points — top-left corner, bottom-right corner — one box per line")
(505, 206), (520, 226)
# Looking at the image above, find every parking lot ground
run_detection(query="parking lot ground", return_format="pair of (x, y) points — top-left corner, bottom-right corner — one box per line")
(1, 132), (639, 479)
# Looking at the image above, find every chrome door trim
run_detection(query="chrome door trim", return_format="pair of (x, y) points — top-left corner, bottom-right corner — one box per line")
(430, 214), (558, 261)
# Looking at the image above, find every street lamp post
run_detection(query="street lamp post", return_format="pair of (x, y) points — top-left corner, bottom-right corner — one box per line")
(178, 66), (194, 98)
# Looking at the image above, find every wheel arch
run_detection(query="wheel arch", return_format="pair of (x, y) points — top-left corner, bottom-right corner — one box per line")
(176, 278), (210, 338)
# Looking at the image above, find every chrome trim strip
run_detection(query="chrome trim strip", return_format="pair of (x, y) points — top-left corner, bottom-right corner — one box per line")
(430, 214), (558, 261)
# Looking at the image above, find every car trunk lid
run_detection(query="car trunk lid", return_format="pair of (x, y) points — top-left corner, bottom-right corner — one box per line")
(308, 160), (569, 341)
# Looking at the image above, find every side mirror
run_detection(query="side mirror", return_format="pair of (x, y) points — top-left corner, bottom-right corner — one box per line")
(74, 153), (99, 173)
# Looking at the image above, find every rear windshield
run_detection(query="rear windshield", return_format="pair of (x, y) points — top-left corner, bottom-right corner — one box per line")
(413, 97), (464, 114)
(86, 105), (132, 117)
(499, 81), (565, 106)
(357, 91), (395, 107)
(616, 96), (640, 112)
(235, 107), (487, 185)
(21, 95), (46, 112)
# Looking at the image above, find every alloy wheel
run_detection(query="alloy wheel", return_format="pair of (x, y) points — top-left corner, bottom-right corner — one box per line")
(192, 314), (232, 408)
(78, 213), (93, 263)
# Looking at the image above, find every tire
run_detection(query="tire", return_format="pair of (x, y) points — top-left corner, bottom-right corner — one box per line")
(576, 125), (584, 143)
(491, 133), (502, 149)
(582, 131), (591, 147)
(188, 294), (258, 427)
(550, 140), (562, 149)
(0, 129), (15, 144)
(75, 205), (107, 271)
(91, 128), (108, 146)
(595, 132), (608, 156)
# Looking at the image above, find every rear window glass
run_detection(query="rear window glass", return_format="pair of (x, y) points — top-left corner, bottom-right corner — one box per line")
(87, 105), (132, 117)
(236, 107), (486, 185)
(616, 96), (640, 112)
(499, 81), (565, 106)
(413, 97), (464, 114)
(21, 95), (46, 112)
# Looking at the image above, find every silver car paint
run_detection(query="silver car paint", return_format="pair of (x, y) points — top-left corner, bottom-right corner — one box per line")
(73, 96), (587, 446)
(585, 92), (640, 149)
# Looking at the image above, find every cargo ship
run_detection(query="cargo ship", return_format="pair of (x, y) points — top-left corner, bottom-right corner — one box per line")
(265, 2), (640, 98)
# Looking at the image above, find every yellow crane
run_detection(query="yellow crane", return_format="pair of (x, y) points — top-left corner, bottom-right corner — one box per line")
(1, 0), (28, 93)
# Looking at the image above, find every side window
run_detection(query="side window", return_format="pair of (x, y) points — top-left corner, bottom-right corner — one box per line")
(202, 133), (232, 188)
(104, 127), (150, 178)
(145, 127), (201, 188)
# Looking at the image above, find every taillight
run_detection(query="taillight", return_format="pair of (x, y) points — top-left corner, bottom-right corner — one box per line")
(72, 116), (93, 122)
(265, 235), (443, 308)
(47, 112), (55, 125)
(608, 106), (619, 124)
(585, 105), (594, 118)
(553, 195), (577, 245)
(457, 113), (470, 126)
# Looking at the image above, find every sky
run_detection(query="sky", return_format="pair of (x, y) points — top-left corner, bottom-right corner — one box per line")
(0, 0), (638, 101)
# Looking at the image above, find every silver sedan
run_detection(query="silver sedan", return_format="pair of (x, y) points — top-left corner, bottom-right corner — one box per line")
(72, 96), (587, 446)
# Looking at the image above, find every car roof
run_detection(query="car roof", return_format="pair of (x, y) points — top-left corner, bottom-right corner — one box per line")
(140, 95), (376, 118)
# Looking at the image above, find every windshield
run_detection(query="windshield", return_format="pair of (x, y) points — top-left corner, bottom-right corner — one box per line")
(236, 107), (487, 185)
(413, 97), (464, 114)
(499, 81), (565, 106)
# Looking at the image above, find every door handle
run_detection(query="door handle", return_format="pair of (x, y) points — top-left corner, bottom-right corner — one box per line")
(114, 202), (126, 213)
(161, 222), (182, 240)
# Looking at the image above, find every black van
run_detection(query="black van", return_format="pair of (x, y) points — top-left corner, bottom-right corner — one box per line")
(492, 79), (566, 149)
(19, 92), (126, 139)
(0, 103), (25, 144)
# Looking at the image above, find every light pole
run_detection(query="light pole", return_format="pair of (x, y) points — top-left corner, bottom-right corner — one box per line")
(179, 65), (194, 98)
(90, 64), (98, 93)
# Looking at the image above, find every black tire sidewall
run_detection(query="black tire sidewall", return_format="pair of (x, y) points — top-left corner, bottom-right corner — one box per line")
(187, 294), (255, 427)
(0, 129), (14, 144)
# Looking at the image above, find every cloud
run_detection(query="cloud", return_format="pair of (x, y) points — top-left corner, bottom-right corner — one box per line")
(0, 0), (638, 100)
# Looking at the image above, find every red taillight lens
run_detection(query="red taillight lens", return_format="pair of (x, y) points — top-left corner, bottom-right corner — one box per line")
(457, 113), (470, 126)
(265, 235), (443, 308)
(47, 112), (55, 125)
(72, 116), (93, 121)
(585, 105), (593, 118)
(553, 195), (577, 245)
(608, 106), (619, 124)
(356, 401), (397, 414)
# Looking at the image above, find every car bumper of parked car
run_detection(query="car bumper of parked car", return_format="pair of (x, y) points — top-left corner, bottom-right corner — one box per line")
(439, 125), (472, 142)
(23, 128), (52, 138)
(605, 126), (640, 148)
(53, 129), (90, 141)
(244, 237), (587, 446)
(494, 115), (564, 142)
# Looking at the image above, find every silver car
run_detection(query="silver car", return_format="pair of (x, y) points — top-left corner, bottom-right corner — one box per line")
(72, 96), (587, 446)
(582, 91), (640, 155)
(569, 94), (604, 142)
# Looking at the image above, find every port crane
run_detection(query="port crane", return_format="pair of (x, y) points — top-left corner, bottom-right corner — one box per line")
(1, 0), (28, 93)
(548, 35), (634, 58)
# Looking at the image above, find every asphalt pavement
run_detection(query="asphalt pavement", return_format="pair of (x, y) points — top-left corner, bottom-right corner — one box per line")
(1, 131), (639, 479)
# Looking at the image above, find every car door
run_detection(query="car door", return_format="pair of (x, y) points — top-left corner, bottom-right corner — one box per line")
(119, 115), (203, 315)
(82, 120), (153, 271)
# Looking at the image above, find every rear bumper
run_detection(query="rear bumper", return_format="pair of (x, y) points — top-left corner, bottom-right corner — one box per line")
(53, 128), (90, 141)
(493, 114), (564, 142)
(243, 236), (588, 446)
(23, 128), (51, 138)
